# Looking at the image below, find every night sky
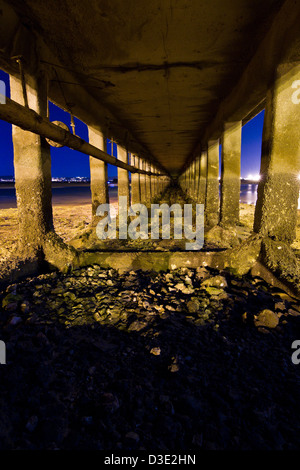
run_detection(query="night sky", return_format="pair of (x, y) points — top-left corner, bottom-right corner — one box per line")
(0, 69), (264, 179)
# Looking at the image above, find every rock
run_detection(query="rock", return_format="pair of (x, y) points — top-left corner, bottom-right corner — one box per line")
(287, 309), (300, 317)
(128, 320), (148, 332)
(254, 309), (279, 329)
(274, 302), (286, 312)
(20, 301), (30, 314)
(26, 415), (38, 432)
(93, 312), (101, 322)
(174, 283), (194, 294)
(202, 275), (227, 288)
(150, 347), (161, 356)
(205, 287), (224, 296)
(8, 315), (22, 326)
(125, 432), (140, 444)
(187, 299), (200, 313)
(101, 393), (120, 413)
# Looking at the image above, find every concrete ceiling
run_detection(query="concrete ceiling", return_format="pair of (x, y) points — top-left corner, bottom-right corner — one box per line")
(5, 0), (286, 174)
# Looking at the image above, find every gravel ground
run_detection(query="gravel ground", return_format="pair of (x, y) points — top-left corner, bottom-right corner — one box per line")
(0, 265), (299, 450)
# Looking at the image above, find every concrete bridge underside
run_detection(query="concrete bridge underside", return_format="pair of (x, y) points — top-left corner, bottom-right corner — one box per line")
(0, 0), (300, 297)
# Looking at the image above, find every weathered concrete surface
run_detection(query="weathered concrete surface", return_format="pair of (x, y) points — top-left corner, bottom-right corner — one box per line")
(9, 71), (78, 271)
(89, 126), (109, 217)
(261, 237), (300, 294)
(117, 145), (130, 207)
(10, 72), (54, 255)
(76, 235), (262, 276)
(145, 162), (152, 206)
(220, 122), (242, 227)
(1, 0), (292, 175)
(198, 151), (207, 205)
(205, 140), (219, 227)
(130, 155), (141, 205)
(254, 64), (300, 243)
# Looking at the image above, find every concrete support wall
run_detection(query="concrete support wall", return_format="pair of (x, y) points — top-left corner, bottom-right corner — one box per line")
(254, 63), (300, 243)
(89, 126), (109, 217)
(219, 122), (242, 227)
(205, 140), (220, 226)
(198, 150), (207, 205)
(131, 155), (141, 205)
(117, 145), (130, 207)
(10, 71), (54, 254)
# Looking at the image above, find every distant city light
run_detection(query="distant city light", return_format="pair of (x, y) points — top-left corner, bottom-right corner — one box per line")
(246, 174), (260, 182)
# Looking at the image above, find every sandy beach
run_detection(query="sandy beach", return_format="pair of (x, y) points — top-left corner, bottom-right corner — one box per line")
(1, 202), (299, 263)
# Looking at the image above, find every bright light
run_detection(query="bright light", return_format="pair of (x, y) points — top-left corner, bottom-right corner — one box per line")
(298, 174), (300, 181)
(246, 174), (260, 182)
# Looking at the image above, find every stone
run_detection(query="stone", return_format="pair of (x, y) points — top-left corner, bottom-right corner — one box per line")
(125, 432), (140, 443)
(150, 347), (161, 356)
(174, 283), (194, 294)
(202, 275), (228, 288)
(205, 287), (224, 296)
(187, 299), (200, 313)
(26, 416), (39, 433)
(8, 316), (22, 326)
(254, 309), (279, 329)
(287, 309), (300, 317)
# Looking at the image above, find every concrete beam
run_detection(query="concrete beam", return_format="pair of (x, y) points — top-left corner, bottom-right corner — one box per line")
(0, 94), (162, 176)
(191, 0), (300, 157)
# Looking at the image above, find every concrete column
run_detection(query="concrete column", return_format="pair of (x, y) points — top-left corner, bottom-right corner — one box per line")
(192, 159), (197, 200)
(205, 140), (220, 226)
(117, 145), (130, 207)
(254, 63), (300, 243)
(219, 122), (242, 227)
(195, 157), (200, 200)
(199, 150), (207, 205)
(10, 71), (53, 254)
(189, 162), (193, 198)
(131, 154), (141, 205)
(139, 158), (146, 204)
(145, 161), (152, 205)
(151, 164), (156, 197)
(89, 126), (109, 217)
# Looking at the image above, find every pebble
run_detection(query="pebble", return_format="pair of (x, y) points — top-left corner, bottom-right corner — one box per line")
(0, 263), (299, 451)
(254, 309), (279, 329)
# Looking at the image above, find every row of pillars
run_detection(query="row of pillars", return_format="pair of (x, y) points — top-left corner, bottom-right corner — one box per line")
(9, 71), (170, 254)
(179, 62), (300, 245)
(89, 128), (169, 216)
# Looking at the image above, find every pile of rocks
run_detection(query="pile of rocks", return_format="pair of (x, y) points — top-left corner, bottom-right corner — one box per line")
(0, 265), (299, 450)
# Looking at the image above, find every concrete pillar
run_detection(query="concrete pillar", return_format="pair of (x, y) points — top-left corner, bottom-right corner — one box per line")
(199, 150), (207, 205)
(192, 159), (198, 200)
(139, 158), (146, 204)
(10, 71), (53, 254)
(219, 122), (242, 227)
(151, 164), (156, 197)
(131, 154), (141, 205)
(117, 145), (130, 207)
(189, 162), (193, 198)
(89, 126), (109, 217)
(145, 161), (152, 205)
(254, 63), (300, 243)
(205, 140), (219, 226)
